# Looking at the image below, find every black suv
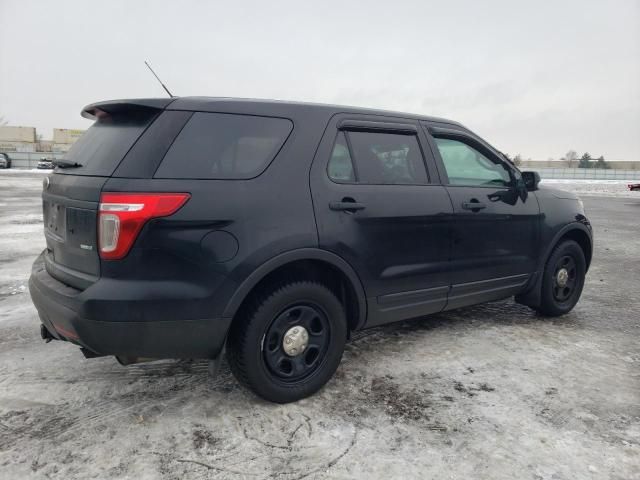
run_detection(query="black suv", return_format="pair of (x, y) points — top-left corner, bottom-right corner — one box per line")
(29, 98), (592, 403)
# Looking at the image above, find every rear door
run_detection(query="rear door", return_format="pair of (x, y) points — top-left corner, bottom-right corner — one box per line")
(311, 114), (453, 327)
(423, 122), (541, 309)
(42, 101), (175, 289)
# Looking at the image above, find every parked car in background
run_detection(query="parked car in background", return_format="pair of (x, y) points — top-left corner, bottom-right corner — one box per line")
(37, 157), (54, 169)
(628, 183), (640, 191)
(29, 97), (593, 403)
(0, 152), (11, 168)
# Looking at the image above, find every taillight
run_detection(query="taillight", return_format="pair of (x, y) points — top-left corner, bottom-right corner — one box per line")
(98, 192), (190, 260)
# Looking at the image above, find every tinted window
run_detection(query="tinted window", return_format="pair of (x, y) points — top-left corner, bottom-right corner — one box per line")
(59, 111), (157, 176)
(155, 113), (293, 179)
(434, 138), (511, 187)
(347, 131), (427, 185)
(327, 132), (355, 182)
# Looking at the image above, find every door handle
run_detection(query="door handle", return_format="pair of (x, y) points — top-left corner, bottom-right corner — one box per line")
(329, 198), (366, 212)
(462, 200), (487, 211)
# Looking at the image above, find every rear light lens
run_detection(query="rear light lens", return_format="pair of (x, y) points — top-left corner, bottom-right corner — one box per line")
(98, 192), (190, 260)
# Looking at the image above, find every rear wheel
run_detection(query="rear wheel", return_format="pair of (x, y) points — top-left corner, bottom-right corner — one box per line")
(226, 281), (347, 403)
(536, 240), (586, 316)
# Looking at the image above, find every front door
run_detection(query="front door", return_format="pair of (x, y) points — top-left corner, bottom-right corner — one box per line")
(310, 115), (454, 326)
(424, 123), (541, 310)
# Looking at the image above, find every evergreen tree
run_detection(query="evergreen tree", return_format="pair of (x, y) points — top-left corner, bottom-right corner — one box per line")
(595, 155), (609, 169)
(578, 153), (592, 168)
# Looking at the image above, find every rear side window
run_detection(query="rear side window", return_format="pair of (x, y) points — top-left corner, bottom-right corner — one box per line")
(60, 110), (157, 176)
(327, 132), (355, 182)
(155, 113), (293, 179)
(328, 130), (428, 185)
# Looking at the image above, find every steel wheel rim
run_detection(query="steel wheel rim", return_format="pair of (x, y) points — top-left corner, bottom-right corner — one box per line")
(262, 303), (331, 383)
(553, 255), (578, 302)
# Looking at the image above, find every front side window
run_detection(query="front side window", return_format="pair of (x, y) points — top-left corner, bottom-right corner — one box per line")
(328, 130), (428, 185)
(434, 138), (512, 187)
(155, 112), (293, 179)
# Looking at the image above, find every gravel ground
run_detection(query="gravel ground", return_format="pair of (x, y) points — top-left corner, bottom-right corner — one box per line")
(0, 172), (638, 480)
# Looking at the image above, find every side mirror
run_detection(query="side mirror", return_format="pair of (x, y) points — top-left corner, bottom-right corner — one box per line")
(522, 171), (541, 191)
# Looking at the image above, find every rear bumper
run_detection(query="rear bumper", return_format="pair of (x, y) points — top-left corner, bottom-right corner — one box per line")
(29, 252), (231, 359)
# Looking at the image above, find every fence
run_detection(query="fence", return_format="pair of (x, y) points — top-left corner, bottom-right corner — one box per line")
(3, 151), (66, 169)
(534, 168), (640, 181)
(3, 152), (640, 181)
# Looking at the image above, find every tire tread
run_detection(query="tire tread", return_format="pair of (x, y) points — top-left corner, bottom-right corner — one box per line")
(226, 280), (346, 402)
(536, 239), (586, 317)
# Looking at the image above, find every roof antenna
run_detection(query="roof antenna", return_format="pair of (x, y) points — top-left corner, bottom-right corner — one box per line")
(144, 60), (174, 98)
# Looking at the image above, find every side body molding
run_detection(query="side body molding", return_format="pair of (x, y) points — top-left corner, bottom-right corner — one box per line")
(222, 248), (368, 329)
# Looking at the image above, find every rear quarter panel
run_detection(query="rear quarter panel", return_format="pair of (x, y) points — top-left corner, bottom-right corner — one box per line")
(102, 105), (332, 319)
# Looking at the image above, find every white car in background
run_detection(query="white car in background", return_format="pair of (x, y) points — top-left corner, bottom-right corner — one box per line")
(37, 157), (54, 169)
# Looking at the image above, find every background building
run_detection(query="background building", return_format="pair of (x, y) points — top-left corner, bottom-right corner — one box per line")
(0, 125), (85, 155)
(0, 125), (85, 167)
(52, 128), (85, 152)
(0, 126), (37, 152)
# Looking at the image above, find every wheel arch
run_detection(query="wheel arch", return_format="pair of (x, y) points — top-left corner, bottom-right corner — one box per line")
(222, 248), (368, 332)
(545, 223), (593, 271)
(558, 227), (592, 271)
(516, 222), (592, 308)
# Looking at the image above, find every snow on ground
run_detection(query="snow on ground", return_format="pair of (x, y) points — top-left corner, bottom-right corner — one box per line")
(541, 179), (640, 198)
(0, 169), (51, 174)
(0, 173), (638, 479)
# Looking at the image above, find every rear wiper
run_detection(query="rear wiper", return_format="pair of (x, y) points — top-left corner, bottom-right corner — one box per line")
(53, 159), (83, 169)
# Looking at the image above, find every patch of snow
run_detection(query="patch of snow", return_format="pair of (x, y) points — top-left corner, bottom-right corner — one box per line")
(0, 168), (51, 174)
(542, 179), (638, 185)
(541, 179), (640, 197)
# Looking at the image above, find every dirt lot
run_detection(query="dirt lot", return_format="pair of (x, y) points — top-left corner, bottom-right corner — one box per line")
(0, 172), (638, 479)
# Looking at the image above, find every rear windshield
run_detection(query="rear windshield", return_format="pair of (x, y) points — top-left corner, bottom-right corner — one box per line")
(154, 112), (293, 179)
(58, 110), (157, 176)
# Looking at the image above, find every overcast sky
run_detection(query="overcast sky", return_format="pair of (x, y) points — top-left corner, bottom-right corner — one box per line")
(1, 0), (638, 160)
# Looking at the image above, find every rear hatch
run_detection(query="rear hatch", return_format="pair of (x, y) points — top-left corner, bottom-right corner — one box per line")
(42, 99), (172, 290)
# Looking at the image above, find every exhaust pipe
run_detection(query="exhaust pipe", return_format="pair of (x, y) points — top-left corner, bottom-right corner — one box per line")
(40, 324), (55, 343)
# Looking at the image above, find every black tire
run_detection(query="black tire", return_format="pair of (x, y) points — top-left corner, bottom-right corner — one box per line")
(536, 240), (586, 317)
(226, 281), (347, 403)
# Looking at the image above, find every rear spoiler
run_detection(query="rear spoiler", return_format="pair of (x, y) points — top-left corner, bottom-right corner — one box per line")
(81, 98), (176, 120)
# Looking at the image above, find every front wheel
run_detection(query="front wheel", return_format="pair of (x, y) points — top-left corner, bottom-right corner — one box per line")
(226, 281), (347, 403)
(536, 240), (586, 316)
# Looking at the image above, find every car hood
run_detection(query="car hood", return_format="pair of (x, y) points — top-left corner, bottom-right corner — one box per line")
(537, 184), (580, 200)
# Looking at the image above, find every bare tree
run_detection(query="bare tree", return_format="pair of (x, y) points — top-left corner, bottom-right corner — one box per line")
(513, 154), (523, 166)
(562, 150), (578, 168)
